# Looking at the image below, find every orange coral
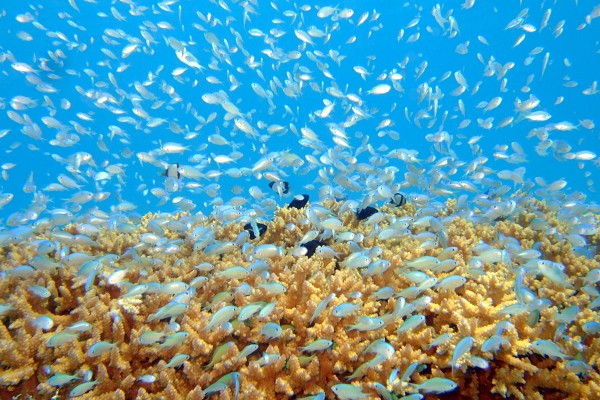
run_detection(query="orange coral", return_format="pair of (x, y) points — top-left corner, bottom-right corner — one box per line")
(0, 202), (598, 399)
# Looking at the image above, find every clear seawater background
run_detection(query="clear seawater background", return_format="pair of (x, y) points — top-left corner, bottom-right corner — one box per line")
(0, 0), (598, 222)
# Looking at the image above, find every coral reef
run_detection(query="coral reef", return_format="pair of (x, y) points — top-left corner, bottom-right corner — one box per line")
(0, 200), (599, 399)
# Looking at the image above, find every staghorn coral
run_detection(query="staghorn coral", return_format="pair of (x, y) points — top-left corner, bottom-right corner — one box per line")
(0, 201), (599, 400)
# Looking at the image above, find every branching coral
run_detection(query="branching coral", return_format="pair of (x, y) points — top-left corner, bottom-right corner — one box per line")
(0, 201), (598, 399)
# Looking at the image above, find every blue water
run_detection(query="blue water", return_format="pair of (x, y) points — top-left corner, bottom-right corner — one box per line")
(1, 1), (599, 222)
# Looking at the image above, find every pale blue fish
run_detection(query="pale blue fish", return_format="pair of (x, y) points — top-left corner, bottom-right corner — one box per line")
(236, 343), (259, 360)
(84, 269), (98, 292)
(69, 380), (98, 397)
(427, 333), (452, 349)
(514, 268), (527, 304)
(413, 377), (457, 394)
(372, 382), (394, 400)
(405, 256), (440, 270)
(238, 302), (267, 321)
(147, 301), (189, 322)
(259, 302), (276, 318)
(433, 259), (459, 273)
(204, 305), (238, 331)
(341, 253), (371, 269)
(248, 260), (270, 275)
(139, 330), (166, 345)
(481, 335), (510, 353)
(399, 395), (424, 400)
(66, 321), (92, 332)
(260, 322), (283, 339)
(553, 305), (579, 324)
(500, 303), (527, 315)
(203, 372), (240, 400)
(436, 275), (467, 290)
(373, 286), (395, 300)
(397, 314), (426, 333)
(392, 298), (416, 319)
(166, 353), (190, 368)
(122, 284), (150, 298)
(582, 321), (600, 335)
(452, 336), (475, 374)
(258, 281), (287, 294)
(309, 293), (336, 325)
(207, 291), (234, 311)
(201, 382), (228, 397)
(362, 260), (391, 276)
(332, 303), (361, 318)
(137, 374), (157, 383)
(315, 245), (340, 258)
(583, 269), (600, 284)
(396, 286), (423, 300)
(468, 355), (490, 369)
(565, 360), (592, 375)
(160, 281), (189, 295)
(345, 360), (372, 382)
(331, 383), (369, 399)
(400, 362), (421, 383)
(32, 315), (54, 331)
(363, 340), (395, 362)
(347, 316), (385, 332)
(235, 283), (253, 296)
(47, 331), (79, 348)
(252, 244), (283, 259)
(159, 332), (189, 349)
(28, 285), (51, 298)
(536, 260), (573, 288)
(388, 368), (400, 386)
(204, 341), (236, 369)
(87, 340), (117, 357)
(218, 266), (249, 279)
(47, 373), (81, 387)
(301, 339), (334, 353)
(172, 288), (196, 304)
(530, 339), (571, 359)
(257, 352), (281, 366)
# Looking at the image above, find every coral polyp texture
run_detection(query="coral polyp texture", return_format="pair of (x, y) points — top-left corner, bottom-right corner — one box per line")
(0, 198), (598, 399)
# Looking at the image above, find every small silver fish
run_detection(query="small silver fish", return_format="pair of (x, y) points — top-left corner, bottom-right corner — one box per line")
(69, 380), (98, 397)
(159, 331), (189, 349)
(347, 316), (385, 332)
(301, 339), (334, 353)
(452, 336), (475, 374)
(87, 340), (117, 357)
(530, 339), (571, 359)
(165, 353), (190, 368)
(47, 373), (81, 387)
(413, 377), (457, 394)
(398, 314), (426, 333)
(260, 322), (283, 339)
(332, 303), (360, 318)
(331, 383), (368, 399)
(47, 332), (79, 347)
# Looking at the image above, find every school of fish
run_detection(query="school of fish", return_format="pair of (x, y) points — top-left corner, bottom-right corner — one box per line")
(0, 0), (599, 399)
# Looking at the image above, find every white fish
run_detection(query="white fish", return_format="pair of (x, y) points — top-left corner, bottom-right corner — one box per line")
(294, 29), (314, 45)
(452, 336), (476, 375)
(331, 383), (368, 399)
(87, 341), (117, 357)
(204, 305), (238, 331)
(69, 380), (98, 397)
(525, 111), (552, 122)
(367, 84), (391, 95)
(160, 142), (190, 154)
(176, 48), (202, 70)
